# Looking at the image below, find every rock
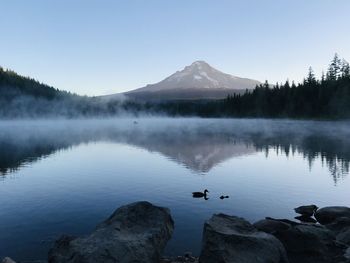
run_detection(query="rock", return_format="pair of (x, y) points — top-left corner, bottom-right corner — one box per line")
(183, 251), (192, 258)
(199, 214), (288, 263)
(256, 217), (346, 263)
(315, 206), (350, 225)
(324, 217), (350, 234)
(1, 258), (16, 263)
(254, 218), (291, 234)
(161, 255), (198, 263)
(345, 247), (350, 260)
(294, 215), (317, 223)
(294, 205), (318, 217)
(337, 228), (350, 246)
(49, 201), (174, 263)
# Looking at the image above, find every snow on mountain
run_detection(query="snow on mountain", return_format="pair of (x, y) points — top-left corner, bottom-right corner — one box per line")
(121, 61), (261, 100)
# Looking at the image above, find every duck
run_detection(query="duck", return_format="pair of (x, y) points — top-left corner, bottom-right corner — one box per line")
(219, 195), (229, 199)
(192, 189), (209, 198)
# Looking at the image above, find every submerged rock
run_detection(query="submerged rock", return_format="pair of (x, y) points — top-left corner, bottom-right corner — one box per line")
(49, 201), (174, 263)
(199, 214), (288, 263)
(315, 206), (350, 225)
(294, 205), (318, 217)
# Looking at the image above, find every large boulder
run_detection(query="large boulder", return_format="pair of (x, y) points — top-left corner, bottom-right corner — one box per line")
(199, 214), (288, 263)
(254, 217), (346, 263)
(315, 206), (350, 225)
(49, 201), (174, 263)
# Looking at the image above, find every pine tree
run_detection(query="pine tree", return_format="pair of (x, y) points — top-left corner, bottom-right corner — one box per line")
(306, 66), (316, 84)
(321, 71), (325, 83)
(341, 59), (350, 78)
(291, 80), (296, 89)
(327, 53), (342, 80)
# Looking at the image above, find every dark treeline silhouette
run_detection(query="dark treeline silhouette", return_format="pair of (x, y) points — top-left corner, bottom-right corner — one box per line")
(1, 54), (349, 118)
(0, 67), (64, 100)
(223, 54), (350, 118)
(0, 66), (79, 117)
(0, 67), (127, 117)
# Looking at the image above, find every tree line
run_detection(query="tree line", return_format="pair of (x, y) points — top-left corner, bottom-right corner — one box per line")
(1, 54), (350, 119)
(0, 67), (69, 100)
(224, 54), (350, 118)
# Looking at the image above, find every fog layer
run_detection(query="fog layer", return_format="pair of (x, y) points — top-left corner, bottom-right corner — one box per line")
(1, 118), (350, 182)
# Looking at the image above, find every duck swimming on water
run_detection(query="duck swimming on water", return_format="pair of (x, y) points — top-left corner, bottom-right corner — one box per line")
(192, 189), (209, 198)
(220, 195), (229, 199)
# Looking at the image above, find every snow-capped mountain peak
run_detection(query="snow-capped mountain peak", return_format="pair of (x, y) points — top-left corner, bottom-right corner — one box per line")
(123, 61), (260, 100)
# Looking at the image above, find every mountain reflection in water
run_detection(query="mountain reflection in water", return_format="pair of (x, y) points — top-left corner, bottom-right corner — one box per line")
(0, 118), (349, 183)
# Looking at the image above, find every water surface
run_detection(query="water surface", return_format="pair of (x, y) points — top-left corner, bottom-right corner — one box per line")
(0, 118), (350, 261)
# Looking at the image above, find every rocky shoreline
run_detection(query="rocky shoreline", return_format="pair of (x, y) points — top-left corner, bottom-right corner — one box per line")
(2, 202), (350, 263)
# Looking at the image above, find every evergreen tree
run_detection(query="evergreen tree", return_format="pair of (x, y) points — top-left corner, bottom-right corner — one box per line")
(327, 53), (342, 80)
(290, 80), (296, 89)
(306, 66), (316, 84)
(321, 71), (325, 83)
(341, 59), (350, 78)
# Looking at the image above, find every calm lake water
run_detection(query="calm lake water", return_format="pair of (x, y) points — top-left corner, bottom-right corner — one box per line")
(1, 118), (350, 261)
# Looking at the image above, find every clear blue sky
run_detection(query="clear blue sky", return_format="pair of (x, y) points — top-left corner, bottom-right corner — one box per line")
(1, 0), (349, 96)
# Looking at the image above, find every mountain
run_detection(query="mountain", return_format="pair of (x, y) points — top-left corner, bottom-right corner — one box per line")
(123, 61), (261, 100)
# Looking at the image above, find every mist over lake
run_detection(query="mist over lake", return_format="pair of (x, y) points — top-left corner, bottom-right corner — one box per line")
(0, 118), (350, 261)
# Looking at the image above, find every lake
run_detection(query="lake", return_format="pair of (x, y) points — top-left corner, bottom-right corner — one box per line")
(1, 118), (350, 261)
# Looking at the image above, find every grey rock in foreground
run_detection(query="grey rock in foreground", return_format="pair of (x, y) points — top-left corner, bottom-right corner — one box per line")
(199, 214), (288, 263)
(49, 201), (174, 263)
(254, 217), (346, 263)
(315, 206), (350, 225)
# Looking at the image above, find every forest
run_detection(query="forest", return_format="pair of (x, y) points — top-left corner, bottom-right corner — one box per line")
(1, 54), (349, 119)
